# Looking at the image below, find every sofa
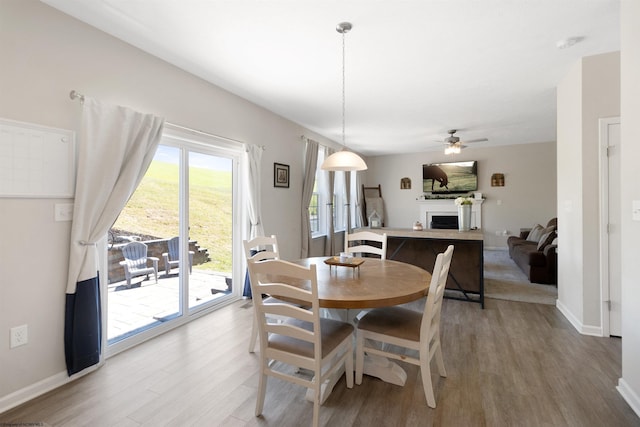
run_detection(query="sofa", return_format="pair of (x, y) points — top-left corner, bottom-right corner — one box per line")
(507, 218), (558, 285)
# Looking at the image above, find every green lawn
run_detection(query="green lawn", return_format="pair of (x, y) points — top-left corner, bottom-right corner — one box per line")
(112, 161), (233, 273)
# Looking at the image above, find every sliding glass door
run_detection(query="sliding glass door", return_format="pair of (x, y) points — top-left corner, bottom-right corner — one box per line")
(187, 150), (234, 311)
(106, 128), (241, 351)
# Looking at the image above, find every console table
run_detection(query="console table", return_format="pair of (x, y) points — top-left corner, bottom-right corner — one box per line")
(358, 228), (484, 308)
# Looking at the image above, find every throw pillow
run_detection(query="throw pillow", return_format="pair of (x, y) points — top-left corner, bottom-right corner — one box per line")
(526, 224), (544, 242)
(538, 231), (557, 251)
(541, 224), (556, 236)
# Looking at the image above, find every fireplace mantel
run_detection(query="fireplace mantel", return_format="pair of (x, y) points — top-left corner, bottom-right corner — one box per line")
(417, 199), (483, 229)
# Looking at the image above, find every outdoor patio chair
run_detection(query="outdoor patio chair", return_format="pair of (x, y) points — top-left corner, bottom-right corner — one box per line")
(120, 241), (159, 286)
(162, 236), (194, 276)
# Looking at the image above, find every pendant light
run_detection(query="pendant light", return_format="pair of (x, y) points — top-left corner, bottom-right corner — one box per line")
(321, 22), (368, 171)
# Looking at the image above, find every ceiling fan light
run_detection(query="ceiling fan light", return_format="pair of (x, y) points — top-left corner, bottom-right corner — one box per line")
(444, 144), (461, 155)
(321, 149), (368, 171)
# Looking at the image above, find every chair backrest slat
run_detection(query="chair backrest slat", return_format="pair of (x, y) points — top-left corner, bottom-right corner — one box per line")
(266, 323), (315, 344)
(243, 235), (280, 263)
(344, 230), (387, 259)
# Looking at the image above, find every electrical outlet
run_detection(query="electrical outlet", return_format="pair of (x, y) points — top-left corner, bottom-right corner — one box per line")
(10, 324), (28, 348)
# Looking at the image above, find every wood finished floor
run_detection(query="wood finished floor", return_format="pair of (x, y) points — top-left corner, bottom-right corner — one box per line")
(2, 297), (639, 427)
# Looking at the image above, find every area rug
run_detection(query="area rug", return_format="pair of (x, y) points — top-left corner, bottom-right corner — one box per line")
(484, 249), (558, 305)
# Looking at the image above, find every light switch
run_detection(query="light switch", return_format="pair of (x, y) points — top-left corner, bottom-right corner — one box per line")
(633, 200), (640, 221)
(55, 203), (74, 221)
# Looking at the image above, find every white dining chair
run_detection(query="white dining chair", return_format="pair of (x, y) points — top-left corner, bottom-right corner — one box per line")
(344, 230), (388, 321)
(244, 236), (312, 353)
(355, 245), (454, 408)
(243, 235), (280, 353)
(248, 259), (354, 427)
(344, 230), (387, 259)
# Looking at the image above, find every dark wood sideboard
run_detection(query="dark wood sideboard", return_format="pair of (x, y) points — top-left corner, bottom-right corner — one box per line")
(356, 228), (484, 308)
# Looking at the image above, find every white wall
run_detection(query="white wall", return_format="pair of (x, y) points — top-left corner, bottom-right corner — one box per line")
(0, 0), (337, 406)
(556, 51), (620, 331)
(556, 59), (585, 324)
(582, 52), (621, 326)
(619, 0), (640, 415)
(363, 142), (557, 248)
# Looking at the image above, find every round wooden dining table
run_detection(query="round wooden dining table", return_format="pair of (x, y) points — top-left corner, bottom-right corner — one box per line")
(293, 257), (431, 309)
(291, 257), (431, 401)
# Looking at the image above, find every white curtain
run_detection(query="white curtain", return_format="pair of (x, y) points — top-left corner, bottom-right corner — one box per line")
(245, 144), (264, 239)
(301, 138), (319, 257)
(65, 97), (164, 375)
(324, 147), (336, 256)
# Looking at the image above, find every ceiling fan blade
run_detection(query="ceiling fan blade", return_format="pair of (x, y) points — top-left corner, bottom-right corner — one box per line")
(461, 138), (489, 144)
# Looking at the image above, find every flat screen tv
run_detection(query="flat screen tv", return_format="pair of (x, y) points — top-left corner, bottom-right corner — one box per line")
(423, 160), (478, 193)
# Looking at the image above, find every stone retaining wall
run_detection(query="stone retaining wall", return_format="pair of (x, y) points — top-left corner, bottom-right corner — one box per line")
(108, 239), (210, 283)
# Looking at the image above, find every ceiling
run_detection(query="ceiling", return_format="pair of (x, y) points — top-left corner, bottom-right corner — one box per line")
(43, 0), (620, 156)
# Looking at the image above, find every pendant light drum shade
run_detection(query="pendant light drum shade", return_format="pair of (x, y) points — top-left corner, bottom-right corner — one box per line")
(321, 22), (368, 172)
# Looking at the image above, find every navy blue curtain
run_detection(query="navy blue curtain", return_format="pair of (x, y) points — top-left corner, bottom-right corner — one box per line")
(64, 276), (101, 376)
(243, 249), (261, 298)
(243, 271), (253, 298)
(243, 249), (270, 298)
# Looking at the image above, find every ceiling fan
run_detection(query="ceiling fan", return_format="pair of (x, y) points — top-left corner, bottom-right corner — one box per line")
(439, 129), (488, 154)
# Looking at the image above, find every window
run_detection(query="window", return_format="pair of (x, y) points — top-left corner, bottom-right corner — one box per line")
(310, 147), (327, 237)
(333, 170), (347, 231)
(309, 186), (320, 233)
(308, 146), (350, 235)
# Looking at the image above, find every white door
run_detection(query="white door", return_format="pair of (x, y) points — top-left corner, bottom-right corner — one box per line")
(600, 117), (622, 337)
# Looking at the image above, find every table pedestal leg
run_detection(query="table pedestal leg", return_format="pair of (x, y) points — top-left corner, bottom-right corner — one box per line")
(362, 353), (407, 386)
(304, 363), (344, 404)
(306, 309), (408, 403)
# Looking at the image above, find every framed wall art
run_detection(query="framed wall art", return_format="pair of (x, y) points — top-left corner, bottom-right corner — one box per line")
(274, 162), (290, 188)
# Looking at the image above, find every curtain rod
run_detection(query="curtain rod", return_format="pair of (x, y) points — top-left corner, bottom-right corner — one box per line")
(69, 90), (256, 149)
(69, 90), (85, 103)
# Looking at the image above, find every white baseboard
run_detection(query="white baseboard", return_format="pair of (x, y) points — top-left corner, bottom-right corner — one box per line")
(0, 364), (99, 415)
(0, 370), (69, 414)
(581, 324), (604, 336)
(556, 299), (603, 336)
(618, 378), (640, 418)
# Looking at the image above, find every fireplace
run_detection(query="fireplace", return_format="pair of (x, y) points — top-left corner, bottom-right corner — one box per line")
(417, 199), (483, 229)
(430, 215), (458, 229)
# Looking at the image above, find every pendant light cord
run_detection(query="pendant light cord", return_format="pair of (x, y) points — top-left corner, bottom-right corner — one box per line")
(341, 30), (346, 147)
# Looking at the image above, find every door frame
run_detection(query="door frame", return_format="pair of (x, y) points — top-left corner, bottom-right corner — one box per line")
(599, 116), (621, 337)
